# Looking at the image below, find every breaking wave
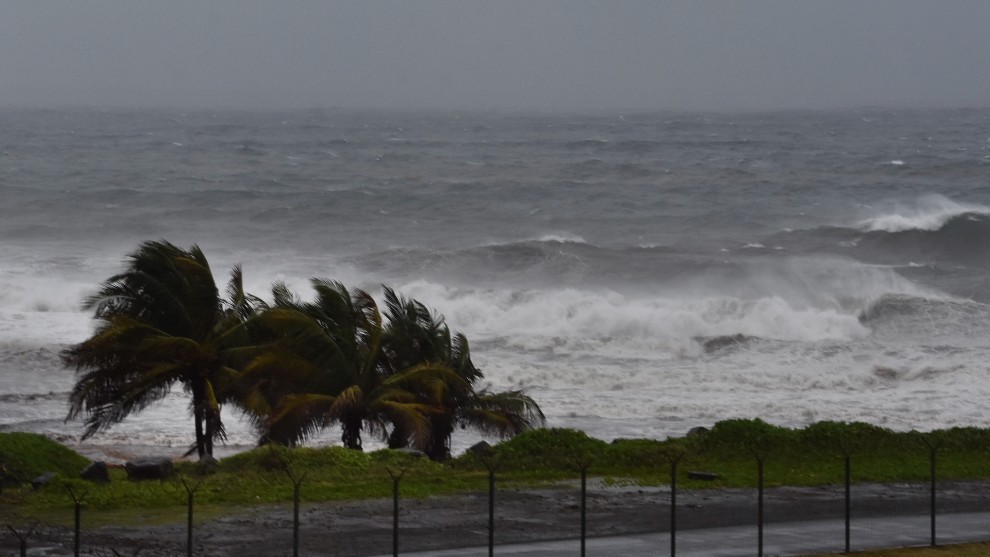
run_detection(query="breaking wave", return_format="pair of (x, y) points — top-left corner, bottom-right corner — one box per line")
(394, 282), (874, 360)
(771, 196), (990, 269)
(858, 293), (989, 330)
(855, 212), (990, 264)
(858, 194), (990, 233)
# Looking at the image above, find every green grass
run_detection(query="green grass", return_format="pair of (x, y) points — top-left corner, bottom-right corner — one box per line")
(6, 419), (990, 527)
(0, 432), (90, 482)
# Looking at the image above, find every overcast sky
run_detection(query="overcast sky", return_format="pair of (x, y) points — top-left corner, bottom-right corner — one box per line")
(2, 1), (989, 112)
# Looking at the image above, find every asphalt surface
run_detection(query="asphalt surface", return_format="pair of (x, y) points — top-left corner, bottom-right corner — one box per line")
(378, 511), (990, 556)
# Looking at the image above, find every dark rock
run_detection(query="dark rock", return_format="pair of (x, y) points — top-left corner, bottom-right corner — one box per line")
(80, 461), (111, 483)
(30, 472), (56, 490)
(125, 457), (174, 481)
(466, 441), (493, 457)
(686, 426), (710, 437)
(687, 470), (720, 481)
(700, 334), (752, 353)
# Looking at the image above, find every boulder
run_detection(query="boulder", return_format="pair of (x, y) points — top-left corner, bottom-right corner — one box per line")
(466, 441), (493, 457)
(80, 461), (111, 483)
(125, 457), (174, 481)
(700, 333), (753, 353)
(686, 426), (710, 437)
(30, 472), (56, 491)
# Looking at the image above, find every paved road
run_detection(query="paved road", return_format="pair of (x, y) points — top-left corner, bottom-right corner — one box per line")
(375, 511), (990, 556)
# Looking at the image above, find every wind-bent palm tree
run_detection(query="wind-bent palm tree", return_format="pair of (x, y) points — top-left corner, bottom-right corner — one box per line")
(237, 280), (458, 450)
(62, 240), (257, 458)
(381, 288), (545, 460)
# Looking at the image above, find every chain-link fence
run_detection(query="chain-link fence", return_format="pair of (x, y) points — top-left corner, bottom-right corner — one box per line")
(5, 443), (990, 556)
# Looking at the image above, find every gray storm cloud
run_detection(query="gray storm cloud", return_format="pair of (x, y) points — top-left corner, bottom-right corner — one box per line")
(1, 0), (988, 111)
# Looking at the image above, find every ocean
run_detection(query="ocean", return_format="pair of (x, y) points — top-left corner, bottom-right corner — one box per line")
(1, 106), (988, 461)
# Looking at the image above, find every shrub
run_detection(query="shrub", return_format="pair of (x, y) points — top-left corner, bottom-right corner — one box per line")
(607, 438), (672, 468)
(488, 428), (609, 471)
(700, 419), (796, 455)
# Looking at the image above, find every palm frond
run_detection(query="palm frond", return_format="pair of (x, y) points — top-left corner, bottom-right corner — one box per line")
(458, 389), (547, 438)
(266, 393), (337, 446)
(63, 240), (261, 457)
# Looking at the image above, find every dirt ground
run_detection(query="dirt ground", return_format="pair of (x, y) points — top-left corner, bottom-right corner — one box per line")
(5, 480), (990, 556)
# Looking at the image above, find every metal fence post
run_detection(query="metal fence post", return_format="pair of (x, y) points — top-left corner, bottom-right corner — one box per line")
(179, 476), (203, 557)
(393, 476), (400, 557)
(294, 481), (301, 557)
(285, 468), (308, 557)
(7, 524), (35, 557)
(662, 447), (686, 557)
(757, 456), (764, 557)
(919, 434), (939, 547)
(386, 464), (412, 557)
(833, 429), (874, 556)
(747, 442), (769, 557)
(930, 446), (936, 546)
(488, 466), (495, 557)
(471, 447), (500, 557)
(580, 464), (588, 557)
(188, 489), (194, 557)
(844, 453), (851, 554)
(480, 454), (497, 557)
(567, 453), (596, 557)
(670, 456), (678, 557)
(65, 486), (87, 557)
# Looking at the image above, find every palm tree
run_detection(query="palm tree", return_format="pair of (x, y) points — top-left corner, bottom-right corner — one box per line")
(237, 280), (458, 450)
(62, 240), (257, 458)
(380, 288), (545, 460)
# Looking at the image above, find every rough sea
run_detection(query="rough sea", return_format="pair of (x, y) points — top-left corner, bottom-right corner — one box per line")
(1, 107), (989, 461)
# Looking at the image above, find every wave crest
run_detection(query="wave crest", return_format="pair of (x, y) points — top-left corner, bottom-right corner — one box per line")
(858, 194), (990, 233)
(859, 293), (988, 328)
(391, 282), (873, 360)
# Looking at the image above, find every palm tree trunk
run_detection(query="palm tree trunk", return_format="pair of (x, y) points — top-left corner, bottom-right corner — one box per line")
(387, 425), (409, 449)
(204, 409), (215, 457)
(426, 418), (455, 461)
(193, 404), (205, 458)
(191, 381), (207, 458)
(341, 416), (364, 451)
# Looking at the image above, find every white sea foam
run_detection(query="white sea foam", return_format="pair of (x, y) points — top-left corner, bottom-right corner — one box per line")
(858, 194), (990, 233)
(535, 233), (588, 244)
(0, 243), (966, 454)
(0, 275), (100, 346)
(393, 280), (875, 362)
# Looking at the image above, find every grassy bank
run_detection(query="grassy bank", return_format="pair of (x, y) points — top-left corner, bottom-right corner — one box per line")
(4, 419), (990, 524)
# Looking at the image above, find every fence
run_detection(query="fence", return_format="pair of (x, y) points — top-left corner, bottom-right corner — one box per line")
(5, 440), (990, 556)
